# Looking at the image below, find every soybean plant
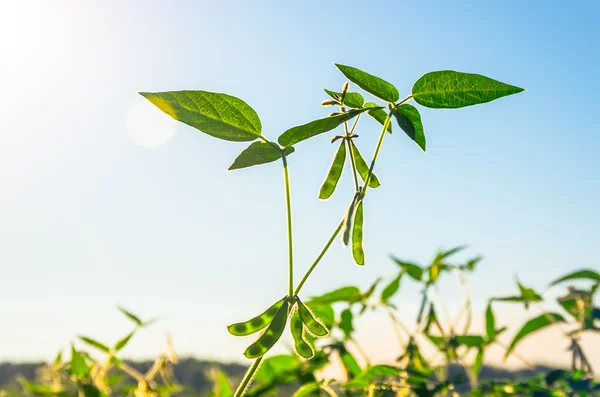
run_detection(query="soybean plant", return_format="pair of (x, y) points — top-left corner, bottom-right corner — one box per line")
(140, 64), (524, 396)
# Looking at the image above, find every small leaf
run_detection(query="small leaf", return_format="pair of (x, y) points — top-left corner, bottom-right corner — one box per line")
(391, 256), (424, 281)
(228, 296), (286, 336)
(229, 142), (294, 170)
(350, 141), (380, 188)
(485, 303), (496, 341)
(140, 91), (262, 141)
(412, 71), (524, 109)
(473, 348), (484, 378)
(381, 274), (402, 301)
(346, 365), (402, 388)
(290, 311), (314, 359)
(455, 335), (485, 348)
(292, 381), (322, 397)
(114, 331), (135, 352)
(278, 107), (375, 147)
(335, 64), (399, 102)
(78, 336), (110, 353)
(118, 306), (143, 327)
(339, 309), (354, 339)
(319, 142), (346, 200)
(365, 102), (392, 134)
(309, 286), (362, 304)
(211, 370), (234, 397)
(70, 344), (90, 378)
(549, 269), (600, 287)
(351, 201), (365, 266)
(394, 104), (425, 151)
(505, 313), (565, 357)
(297, 299), (329, 337)
(324, 88), (364, 108)
(244, 300), (290, 359)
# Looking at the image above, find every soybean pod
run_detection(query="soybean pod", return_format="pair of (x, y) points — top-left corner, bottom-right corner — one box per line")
(350, 140), (380, 188)
(297, 299), (329, 336)
(227, 296), (286, 336)
(290, 310), (314, 359)
(243, 300), (289, 359)
(319, 142), (346, 200)
(341, 193), (360, 246)
(352, 201), (365, 266)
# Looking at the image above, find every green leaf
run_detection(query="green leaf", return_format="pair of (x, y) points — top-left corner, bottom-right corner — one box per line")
(549, 269), (600, 287)
(229, 142), (294, 170)
(381, 274), (402, 301)
(505, 313), (565, 358)
(278, 107), (375, 147)
(319, 142), (346, 200)
(351, 201), (365, 266)
(292, 381), (322, 397)
(335, 64), (399, 102)
(391, 256), (424, 281)
(70, 345), (90, 378)
(140, 90), (262, 142)
(364, 102), (392, 134)
(114, 331), (135, 352)
(118, 306), (143, 327)
(254, 354), (299, 383)
(412, 71), (524, 109)
(339, 309), (354, 339)
(228, 296), (286, 336)
(394, 104), (425, 151)
(211, 370), (233, 397)
(339, 348), (362, 378)
(309, 286), (362, 304)
(346, 365), (402, 388)
(324, 88), (365, 108)
(455, 335), (485, 348)
(244, 300), (290, 359)
(350, 141), (380, 188)
(78, 336), (110, 353)
(485, 303), (496, 341)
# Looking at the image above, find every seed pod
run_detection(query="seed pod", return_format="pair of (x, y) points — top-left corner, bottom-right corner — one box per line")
(321, 99), (339, 107)
(331, 135), (344, 143)
(350, 141), (380, 188)
(227, 296), (286, 336)
(352, 201), (365, 266)
(244, 300), (289, 359)
(342, 192), (361, 246)
(328, 112), (341, 117)
(290, 310), (313, 359)
(341, 82), (350, 97)
(319, 142), (346, 200)
(297, 299), (329, 336)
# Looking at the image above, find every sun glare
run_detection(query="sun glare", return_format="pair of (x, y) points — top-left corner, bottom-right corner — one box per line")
(126, 96), (176, 148)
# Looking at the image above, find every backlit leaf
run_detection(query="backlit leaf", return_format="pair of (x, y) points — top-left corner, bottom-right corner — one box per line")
(381, 274), (402, 301)
(335, 64), (399, 102)
(78, 336), (110, 353)
(505, 313), (565, 357)
(391, 256), (424, 281)
(486, 303), (496, 341)
(324, 88), (365, 108)
(394, 104), (425, 151)
(412, 71), (524, 109)
(140, 91), (262, 141)
(549, 269), (600, 287)
(309, 286), (362, 304)
(229, 142), (294, 170)
(364, 102), (392, 134)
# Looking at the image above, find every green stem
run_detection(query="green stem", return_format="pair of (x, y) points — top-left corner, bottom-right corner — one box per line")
(362, 112), (392, 194)
(233, 356), (263, 397)
(282, 154), (294, 297)
(344, 122), (360, 192)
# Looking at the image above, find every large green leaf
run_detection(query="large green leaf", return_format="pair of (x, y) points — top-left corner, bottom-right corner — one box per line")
(309, 286), (362, 304)
(412, 71), (524, 109)
(140, 91), (262, 141)
(364, 102), (392, 134)
(505, 313), (565, 357)
(229, 142), (294, 170)
(278, 107), (375, 147)
(335, 64), (399, 102)
(394, 103), (425, 151)
(549, 269), (600, 287)
(324, 88), (365, 109)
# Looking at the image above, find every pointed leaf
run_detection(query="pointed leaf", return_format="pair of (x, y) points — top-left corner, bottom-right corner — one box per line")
(319, 142), (346, 200)
(335, 64), (399, 102)
(412, 71), (524, 109)
(118, 306), (143, 327)
(278, 107), (375, 147)
(365, 102), (392, 133)
(549, 269), (600, 287)
(229, 142), (294, 170)
(351, 201), (365, 266)
(309, 286), (362, 304)
(381, 274), (402, 301)
(324, 88), (365, 109)
(350, 141), (380, 188)
(455, 335), (485, 348)
(473, 348), (484, 378)
(339, 309), (354, 339)
(391, 256), (424, 281)
(485, 303), (496, 341)
(292, 381), (322, 397)
(505, 313), (565, 358)
(114, 331), (135, 352)
(70, 345), (90, 378)
(78, 336), (110, 353)
(394, 104), (425, 151)
(140, 91), (261, 141)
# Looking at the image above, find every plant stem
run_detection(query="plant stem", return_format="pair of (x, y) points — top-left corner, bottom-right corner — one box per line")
(343, 117), (360, 191)
(233, 356), (263, 397)
(362, 112), (392, 193)
(282, 154), (294, 297)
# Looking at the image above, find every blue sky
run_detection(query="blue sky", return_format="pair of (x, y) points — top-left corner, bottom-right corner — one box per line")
(1, 1), (599, 367)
